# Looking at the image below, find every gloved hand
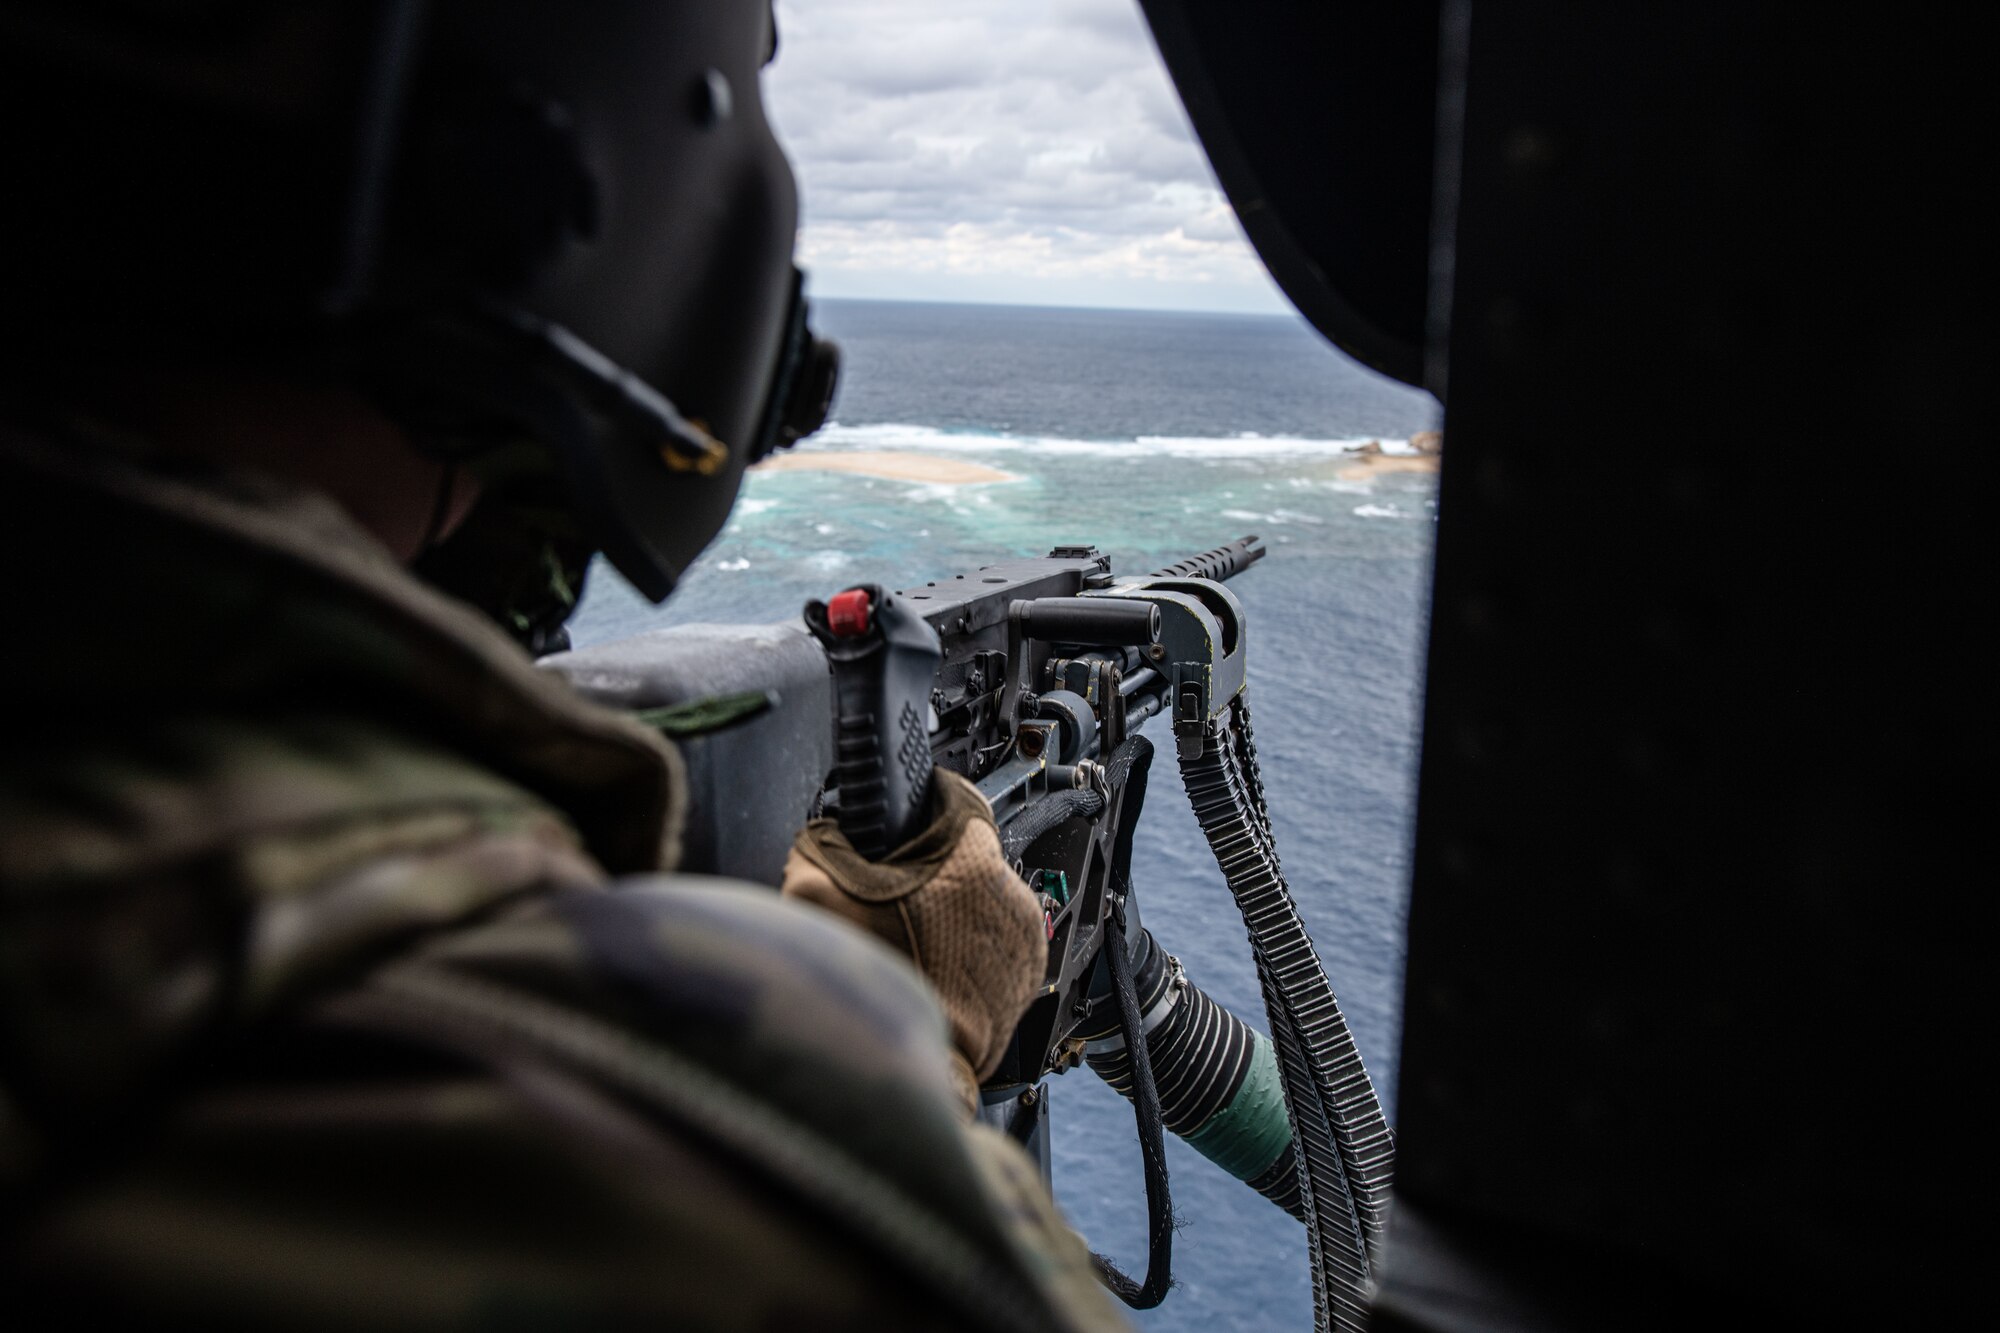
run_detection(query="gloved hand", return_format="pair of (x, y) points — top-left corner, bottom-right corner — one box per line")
(781, 769), (1044, 1108)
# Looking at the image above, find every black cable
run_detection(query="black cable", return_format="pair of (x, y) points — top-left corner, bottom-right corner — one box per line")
(1088, 899), (1174, 1309)
(420, 459), (460, 553)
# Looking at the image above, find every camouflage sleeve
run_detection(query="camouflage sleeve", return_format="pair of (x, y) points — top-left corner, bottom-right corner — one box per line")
(17, 877), (1129, 1331)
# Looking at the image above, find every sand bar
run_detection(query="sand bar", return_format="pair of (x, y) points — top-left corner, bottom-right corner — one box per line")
(754, 450), (1017, 484)
(1335, 454), (1441, 482)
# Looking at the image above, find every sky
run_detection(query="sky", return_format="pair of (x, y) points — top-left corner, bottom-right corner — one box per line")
(764, 0), (1294, 315)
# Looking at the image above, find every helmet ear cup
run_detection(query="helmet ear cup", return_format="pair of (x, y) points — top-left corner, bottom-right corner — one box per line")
(391, 68), (601, 295)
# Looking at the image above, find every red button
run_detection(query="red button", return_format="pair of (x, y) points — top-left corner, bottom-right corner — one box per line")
(826, 588), (872, 637)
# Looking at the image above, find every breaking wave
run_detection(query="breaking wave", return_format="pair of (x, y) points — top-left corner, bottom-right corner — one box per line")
(811, 422), (1425, 458)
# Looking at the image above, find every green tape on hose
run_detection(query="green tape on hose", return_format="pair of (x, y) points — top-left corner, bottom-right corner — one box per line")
(1181, 1032), (1293, 1181)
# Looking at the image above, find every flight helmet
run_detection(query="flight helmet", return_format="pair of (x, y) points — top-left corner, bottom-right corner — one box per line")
(0, 0), (838, 602)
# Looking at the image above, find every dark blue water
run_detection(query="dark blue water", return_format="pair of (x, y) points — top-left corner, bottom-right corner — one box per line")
(810, 299), (1438, 443)
(569, 299), (1440, 1330)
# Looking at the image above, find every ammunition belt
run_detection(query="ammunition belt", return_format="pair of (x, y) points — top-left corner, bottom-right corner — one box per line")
(1179, 693), (1395, 1333)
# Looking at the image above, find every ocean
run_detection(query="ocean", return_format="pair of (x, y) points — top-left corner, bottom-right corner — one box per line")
(568, 297), (1441, 1330)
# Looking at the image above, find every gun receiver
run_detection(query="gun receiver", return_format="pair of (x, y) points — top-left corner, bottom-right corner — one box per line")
(901, 534), (1263, 780)
(881, 537), (1265, 1094)
(799, 536), (1265, 1092)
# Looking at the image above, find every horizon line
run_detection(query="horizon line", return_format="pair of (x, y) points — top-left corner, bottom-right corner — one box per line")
(809, 292), (1309, 320)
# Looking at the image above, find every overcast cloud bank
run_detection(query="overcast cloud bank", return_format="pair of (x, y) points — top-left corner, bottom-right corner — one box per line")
(767, 0), (1290, 313)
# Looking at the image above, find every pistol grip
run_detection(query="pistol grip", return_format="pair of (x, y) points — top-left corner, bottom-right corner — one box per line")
(804, 584), (941, 858)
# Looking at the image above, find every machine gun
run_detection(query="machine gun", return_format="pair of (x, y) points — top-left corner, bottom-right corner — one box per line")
(805, 539), (1263, 1078)
(544, 536), (1390, 1326)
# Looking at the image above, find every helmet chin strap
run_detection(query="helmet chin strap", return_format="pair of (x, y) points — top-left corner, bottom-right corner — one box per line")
(420, 459), (462, 554)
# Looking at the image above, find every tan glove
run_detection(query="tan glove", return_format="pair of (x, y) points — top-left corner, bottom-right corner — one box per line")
(781, 770), (1044, 1104)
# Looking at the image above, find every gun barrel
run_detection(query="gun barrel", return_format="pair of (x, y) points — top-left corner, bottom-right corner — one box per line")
(1151, 534), (1266, 583)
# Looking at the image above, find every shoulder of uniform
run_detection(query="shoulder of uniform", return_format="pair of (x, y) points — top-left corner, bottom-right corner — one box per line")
(1, 426), (682, 876)
(343, 876), (1112, 1330)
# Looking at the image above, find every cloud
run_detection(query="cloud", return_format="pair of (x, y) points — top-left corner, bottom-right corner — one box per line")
(764, 0), (1287, 313)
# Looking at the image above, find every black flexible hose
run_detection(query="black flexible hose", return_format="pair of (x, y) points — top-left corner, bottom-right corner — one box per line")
(1087, 902), (1175, 1309)
(1081, 926), (1304, 1221)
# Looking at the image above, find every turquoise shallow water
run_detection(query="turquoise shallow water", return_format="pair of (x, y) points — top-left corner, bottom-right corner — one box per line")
(568, 299), (1439, 1331)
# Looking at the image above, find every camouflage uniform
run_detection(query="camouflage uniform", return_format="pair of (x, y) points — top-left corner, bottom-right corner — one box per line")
(0, 428), (1126, 1330)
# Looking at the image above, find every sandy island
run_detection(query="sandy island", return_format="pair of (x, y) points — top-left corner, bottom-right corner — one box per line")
(1336, 455), (1441, 481)
(1334, 430), (1442, 481)
(753, 450), (1017, 485)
